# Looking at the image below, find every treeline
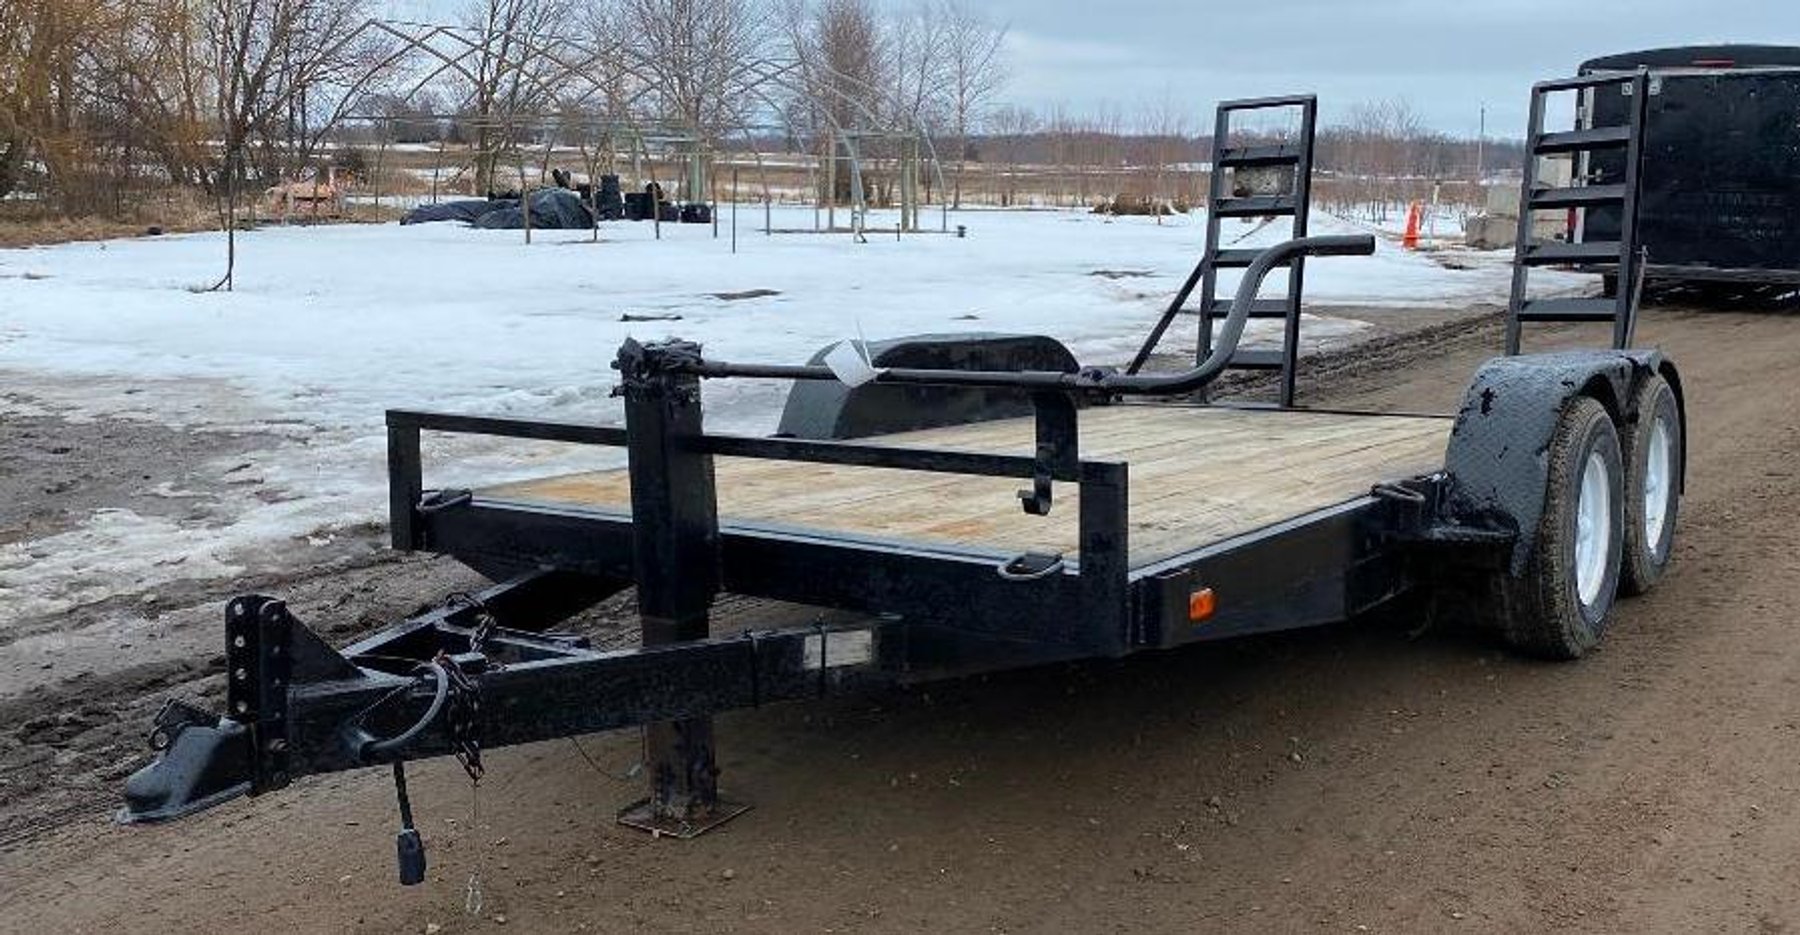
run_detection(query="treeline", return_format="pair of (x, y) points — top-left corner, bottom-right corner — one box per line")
(0, 0), (1010, 217)
(3, 0), (1508, 223)
(964, 98), (1520, 203)
(730, 94), (1517, 213)
(0, 0), (381, 215)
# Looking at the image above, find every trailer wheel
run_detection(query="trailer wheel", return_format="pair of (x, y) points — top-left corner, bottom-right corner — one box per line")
(1620, 375), (1682, 596)
(1501, 396), (1625, 659)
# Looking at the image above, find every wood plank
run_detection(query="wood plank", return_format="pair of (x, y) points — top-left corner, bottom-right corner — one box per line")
(482, 405), (1452, 566)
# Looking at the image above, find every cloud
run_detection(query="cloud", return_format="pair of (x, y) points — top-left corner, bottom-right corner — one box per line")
(970, 0), (1800, 135)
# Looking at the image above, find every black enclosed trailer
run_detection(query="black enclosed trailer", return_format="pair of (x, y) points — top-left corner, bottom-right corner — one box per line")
(1576, 45), (1800, 288)
(116, 228), (1690, 872)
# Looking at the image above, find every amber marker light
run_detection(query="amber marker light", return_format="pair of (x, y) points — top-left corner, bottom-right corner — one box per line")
(1189, 587), (1217, 622)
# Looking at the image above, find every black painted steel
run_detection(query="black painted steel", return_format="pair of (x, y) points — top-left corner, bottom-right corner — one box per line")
(386, 421), (421, 550)
(1505, 70), (1649, 355)
(1442, 349), (1682, 575)
(699, 433), (1056, 480)
(687, 236), (1372, 399)
(615, 338), (726, 824)
(1125, 94), (1319, 408)
(124, 464), (1429, 819)
(388, 409), (629, 446)
(340, 568), (623, 674)
(1019, 392), (1080, 515)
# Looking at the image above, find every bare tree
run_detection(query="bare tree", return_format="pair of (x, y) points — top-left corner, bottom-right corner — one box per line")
(882, 0), (943, 129)
(1137, 89), (1191, 216)
(787, 0), (886, 128)
(461, 0), (571, 196)
(612, 0), (770, 139)
(1324, 97), (1436, 222)
(605, 0), (770, 201)
(937, 0), (1004, 208)
(776, 0), (887, 206)
(984, 101), (1035, 207)
(0, 0), (123, 206)
(206, 0), (383, 289)
(110, 0), (213, 191)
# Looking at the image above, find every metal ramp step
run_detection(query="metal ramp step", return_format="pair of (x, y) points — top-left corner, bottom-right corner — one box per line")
(1517, 298), (1620, 321)
(1214, 195), (1297, 218)
(1217, 144), (1302, 167)
(1534, 72), (1637, 93)
(1528, 184), (1627, 209)
(1522, 241), (1623, 265)
(1535, 126), (1633, 154)
(1228, 349), (1285, 370)
(1175, 298), (1292, 319)
(1219, 93), (1317, 111)
(1213, 249), (1296, 268)
(1204, 298), (1292, 319)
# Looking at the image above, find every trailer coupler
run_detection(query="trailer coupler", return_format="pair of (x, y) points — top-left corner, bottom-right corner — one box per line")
(119, 594), (367, 823)
(118, 700), (255, 823)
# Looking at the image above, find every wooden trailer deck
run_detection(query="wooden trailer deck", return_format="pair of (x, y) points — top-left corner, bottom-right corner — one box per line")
(483, 405), (1454, 567)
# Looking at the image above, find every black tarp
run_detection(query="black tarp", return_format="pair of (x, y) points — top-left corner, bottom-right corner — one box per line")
(400, 189), (596, 229)
(399, 199), (510, 225)
(473, 189), (595, 229)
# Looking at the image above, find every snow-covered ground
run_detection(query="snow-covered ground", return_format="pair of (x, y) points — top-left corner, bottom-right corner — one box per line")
(0, 205), (1589, 619)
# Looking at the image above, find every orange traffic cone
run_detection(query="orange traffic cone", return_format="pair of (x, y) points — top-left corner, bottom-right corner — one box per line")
(1402, 201), (1422, 250)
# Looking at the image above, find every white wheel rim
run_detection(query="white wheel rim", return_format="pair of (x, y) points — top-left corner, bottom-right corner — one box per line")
(1575, 449), (1614, 608)
(1642, 415), (1674, 548)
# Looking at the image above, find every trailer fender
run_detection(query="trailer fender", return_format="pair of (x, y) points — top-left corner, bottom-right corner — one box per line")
(1443, 349), (1684, 575)
(775, 333), (1081, 440)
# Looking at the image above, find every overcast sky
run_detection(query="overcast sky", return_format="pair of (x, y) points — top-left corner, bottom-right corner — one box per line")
(386, 0), (1800, 138)
(977, 0), (1800, 137)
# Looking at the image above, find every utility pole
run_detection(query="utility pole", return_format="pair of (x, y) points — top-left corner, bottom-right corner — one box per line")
(1476, 103), (1486, 183)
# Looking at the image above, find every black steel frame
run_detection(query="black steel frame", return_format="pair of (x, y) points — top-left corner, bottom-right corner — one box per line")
(289, 400), (1447, 790)
(1505, 70), (1650, 355)
(1127, 94), (1319, 407)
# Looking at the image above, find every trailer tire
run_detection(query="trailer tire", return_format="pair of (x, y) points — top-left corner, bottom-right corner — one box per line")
(1620, 375), (1682, 596)
(1500, 396), (1625, 659)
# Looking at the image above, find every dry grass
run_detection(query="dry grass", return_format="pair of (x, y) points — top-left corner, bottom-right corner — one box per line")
(0, 188), (408, 248)
(0, 190), (221, 248)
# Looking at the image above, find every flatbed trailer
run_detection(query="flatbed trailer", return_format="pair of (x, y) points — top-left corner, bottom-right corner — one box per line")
(120, 235), (1688, 880)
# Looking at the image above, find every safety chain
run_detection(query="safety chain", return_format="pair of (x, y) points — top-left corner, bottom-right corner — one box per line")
(442, 653), (487, 916)
(445, 591), (499, 659)
(442, 657), (484, 783)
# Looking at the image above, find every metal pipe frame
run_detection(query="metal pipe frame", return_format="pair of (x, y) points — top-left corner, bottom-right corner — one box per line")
(684, 235), (1373, 398)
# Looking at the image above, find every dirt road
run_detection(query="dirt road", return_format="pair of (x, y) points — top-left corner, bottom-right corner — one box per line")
(3, 303), (1799, 933)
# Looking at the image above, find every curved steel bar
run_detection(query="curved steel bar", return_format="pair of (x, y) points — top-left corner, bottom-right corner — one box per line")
(685, 235), (1376, 397)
